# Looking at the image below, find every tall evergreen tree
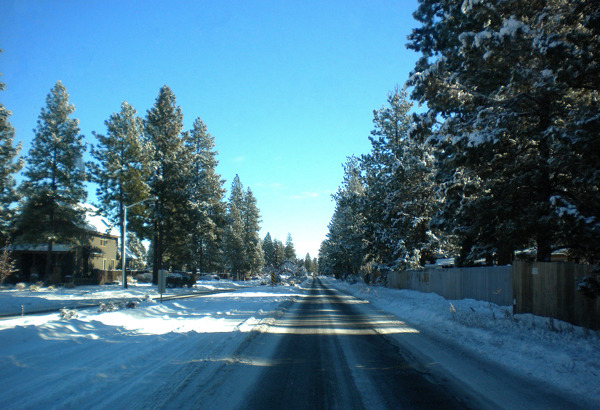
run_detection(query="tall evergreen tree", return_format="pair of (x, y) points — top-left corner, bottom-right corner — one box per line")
(15, 81), (87, 276)
(223, 176), (263, 278)
(89, 101), (151, 262)
(185, 117), (226, 273)
(262, 232), (275, 267)
(360, 88), (438, 270)
(272, 238), (285, 268)
(407, 0), (600, 263)
(284, 233), (296, 261)
(0, 59), (23, 244)
(242, 188), (264, 274)
(144, 85), (190, 278)
(304, 253), (314, 273)
(224, 200), (245, 280)
(319, 157), (366, 278)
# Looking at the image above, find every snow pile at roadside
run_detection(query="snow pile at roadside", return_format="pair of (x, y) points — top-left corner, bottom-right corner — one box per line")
(0, 282), (305, 409)
(328, 278), (600, 404)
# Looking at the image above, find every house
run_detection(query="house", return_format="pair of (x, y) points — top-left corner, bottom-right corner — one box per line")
(9, 205), (123, 284)
(84, 206), (120, 274)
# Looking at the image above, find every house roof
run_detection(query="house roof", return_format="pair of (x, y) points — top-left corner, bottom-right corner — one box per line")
(8, 243), (73, 252)
(80, 204), (120, 238)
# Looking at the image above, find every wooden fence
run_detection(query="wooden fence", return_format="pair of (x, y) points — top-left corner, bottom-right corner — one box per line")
(388, 265), (513, 306)
(388, 262), (600, 330)
(513, 261), (599, 330)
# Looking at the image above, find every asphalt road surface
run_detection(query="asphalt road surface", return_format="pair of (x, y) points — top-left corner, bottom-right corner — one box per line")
(240, 277), (470, 409)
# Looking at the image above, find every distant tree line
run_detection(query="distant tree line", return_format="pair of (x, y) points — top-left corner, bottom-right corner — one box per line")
(262, 232), (318, 275)
(319, 0), (599, 280)
(0, 67), (264, 281)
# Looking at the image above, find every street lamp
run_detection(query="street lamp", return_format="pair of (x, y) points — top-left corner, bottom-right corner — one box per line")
(122, 197), (157, 288)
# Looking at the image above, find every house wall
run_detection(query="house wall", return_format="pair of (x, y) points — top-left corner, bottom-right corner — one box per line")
(89, 234), (119, 271)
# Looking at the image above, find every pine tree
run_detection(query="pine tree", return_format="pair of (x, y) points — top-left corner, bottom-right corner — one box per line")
(304, 253), (314, 273)
(407, 0), (600, 263)
(272, 239), (285, 268)
(229, 174), (244, 211)
(126, 231), (147, 270)
(320, 157), (366, 278)
(224, 201), (245, 280)
(0, 59), (23, 244)
(284, 233), (296, 261)
(223, 176), (264, 278)
(262, 232), (275, 267)
(242, 188), (264, 274)
(360, 88), (438, 270)
(185, 117), (226, 273)
(89, 101), (151, 264)
(144, 85), (191, 278)
(15, 81), (87, 276)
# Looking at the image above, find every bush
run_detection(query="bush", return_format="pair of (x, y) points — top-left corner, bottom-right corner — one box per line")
(60, 308), (78, 320)
(16, 282), (26, 291)
(98, 302), (118, 312)
(29, 283), (41, 292)
(135, 271), (153, 283)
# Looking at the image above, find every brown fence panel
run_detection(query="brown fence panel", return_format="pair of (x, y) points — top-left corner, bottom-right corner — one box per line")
(387, 266), (513, 306)
(512, 261), (599, 330)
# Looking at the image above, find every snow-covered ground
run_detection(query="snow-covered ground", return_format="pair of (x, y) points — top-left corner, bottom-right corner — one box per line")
(0, 277), (598, 408)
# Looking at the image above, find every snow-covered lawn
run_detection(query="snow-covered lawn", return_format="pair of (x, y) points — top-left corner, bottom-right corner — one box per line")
(0, 277), (598, 408)
(0, 279), (302, 409)
(0, 280), (251, 316)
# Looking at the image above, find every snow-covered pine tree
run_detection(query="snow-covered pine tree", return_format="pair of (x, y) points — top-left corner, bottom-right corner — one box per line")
(304, 253), (314, 273)
(242, 188), (264, 275)
(407, 0), (600, 263)
(89, 101), (151, 259)
(273, 238), (285, 268)
(223, 176), (264, 279)
(15, 81), (87, 276)
(262, 232), (275, 267)
(224, 200), (246, 280)
(185, 117), (227, 273)
(0, 59), (23, 244)
(320, 157), (366, 278)
(284, 233), (296, 261)
(360, 88), (439, 270)
(126, 231), (147, 270)
(144, 85), (192, 279)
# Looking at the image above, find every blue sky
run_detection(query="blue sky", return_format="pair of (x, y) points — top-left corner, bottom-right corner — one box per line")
(1, 0), (421, 258)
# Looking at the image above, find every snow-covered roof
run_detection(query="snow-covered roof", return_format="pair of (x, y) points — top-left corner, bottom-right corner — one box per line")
(81, 204), (120, 238)
(7, 243), (73, 252)
(117, 241), (139, 260)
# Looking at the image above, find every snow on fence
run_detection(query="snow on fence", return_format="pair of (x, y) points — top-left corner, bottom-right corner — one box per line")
(388, 265), (513, 306)
(513, 261), (600, 330)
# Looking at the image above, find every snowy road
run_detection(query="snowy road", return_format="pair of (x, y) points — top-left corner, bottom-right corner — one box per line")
(185, 277), (586, 409)
(241, 277), (468, 409)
